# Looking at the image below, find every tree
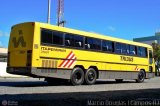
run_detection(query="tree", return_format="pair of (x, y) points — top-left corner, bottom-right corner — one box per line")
(152, 42), (160, 76)
(152, 43), (160, 62)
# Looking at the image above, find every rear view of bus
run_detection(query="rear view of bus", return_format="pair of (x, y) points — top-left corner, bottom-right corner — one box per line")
(7, 22), (35, 76)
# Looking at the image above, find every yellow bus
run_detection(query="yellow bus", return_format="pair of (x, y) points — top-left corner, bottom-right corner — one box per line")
(7, 22), (155, 85)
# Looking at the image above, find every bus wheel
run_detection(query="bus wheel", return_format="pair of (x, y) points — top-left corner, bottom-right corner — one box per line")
(70, 67), (84, 86)
(136, 70), (145, 83)
(85, 68), (97, 85)
(115, 79), (123, 83)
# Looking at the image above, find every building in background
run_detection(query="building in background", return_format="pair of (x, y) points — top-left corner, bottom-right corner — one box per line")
(133, 32), (160, 45)
(0, 47), (7, 62)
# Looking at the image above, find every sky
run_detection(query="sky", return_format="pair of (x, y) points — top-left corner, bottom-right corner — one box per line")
(0, 0), (160, 48)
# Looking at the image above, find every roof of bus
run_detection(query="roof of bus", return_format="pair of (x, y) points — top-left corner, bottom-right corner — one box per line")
(15, 22), (152, 48)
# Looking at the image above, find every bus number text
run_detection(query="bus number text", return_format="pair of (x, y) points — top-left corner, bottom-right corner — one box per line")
(120, 56), (133, 62)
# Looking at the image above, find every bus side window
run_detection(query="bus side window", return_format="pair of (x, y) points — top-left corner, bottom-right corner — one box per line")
(85, 38), (101, 50)
(41, 29), (63, 46)
(102, 40), (113, 52)
(65, 34), (84, 48)
(121, 44), (128, 54)
(129, 45), (136, 55)
(141, 47), (147, 57)
(41, 29), (53, 44)
(115, 43), (122, 54)
(126, 45), (130, 54)
(52, 31), (63, 45)
(65, 40), (70, 46)
(85, 44), (90, 49)
(65, 34), (74, 46)
(74, 36), (84, 48)
(137, 47), (147, 57)
(93, 39), (101, 50)
(85, 38), (92, 49)
(137, 47), (142, 56)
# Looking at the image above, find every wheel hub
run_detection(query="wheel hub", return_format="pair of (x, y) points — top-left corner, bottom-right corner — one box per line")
(88, 72), (95, 81)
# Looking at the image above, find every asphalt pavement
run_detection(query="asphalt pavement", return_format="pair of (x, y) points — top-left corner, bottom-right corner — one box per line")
(0, 77), (160, 106)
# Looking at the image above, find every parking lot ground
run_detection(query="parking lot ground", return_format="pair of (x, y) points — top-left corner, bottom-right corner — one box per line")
(0, 77), (160, 106)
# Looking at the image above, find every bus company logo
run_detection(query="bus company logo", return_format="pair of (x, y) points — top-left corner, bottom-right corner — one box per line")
(59, 51), (77, 68)
(12, 30), (26, 48)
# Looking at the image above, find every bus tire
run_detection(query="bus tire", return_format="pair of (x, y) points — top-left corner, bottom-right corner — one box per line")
(70, 67), (84, 86)
(115, 79), (123, 83)
(85, 68), (97, 85)
(136, 70), (145, 83)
